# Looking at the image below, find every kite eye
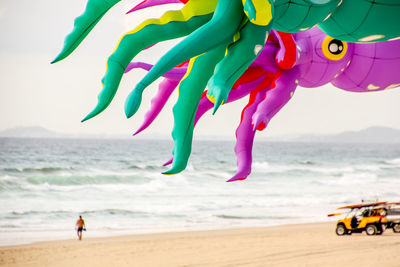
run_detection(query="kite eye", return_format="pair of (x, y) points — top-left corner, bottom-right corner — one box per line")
(322, 37), (347, 60)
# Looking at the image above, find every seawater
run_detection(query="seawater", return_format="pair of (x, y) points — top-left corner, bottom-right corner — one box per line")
(0, 138), (399, 245)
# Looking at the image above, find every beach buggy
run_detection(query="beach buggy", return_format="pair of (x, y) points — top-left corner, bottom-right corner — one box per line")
(329, 202), (388, 236)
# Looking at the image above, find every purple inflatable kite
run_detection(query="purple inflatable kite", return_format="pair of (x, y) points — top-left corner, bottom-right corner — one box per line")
(126, 27), (400, 181)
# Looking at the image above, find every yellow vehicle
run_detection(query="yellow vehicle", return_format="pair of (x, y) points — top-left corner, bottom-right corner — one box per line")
(329, 202), (388, 236)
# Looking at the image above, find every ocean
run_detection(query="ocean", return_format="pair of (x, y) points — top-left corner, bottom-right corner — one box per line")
(0, 138), (399, 245)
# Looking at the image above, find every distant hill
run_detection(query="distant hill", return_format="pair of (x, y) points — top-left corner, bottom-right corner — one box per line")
(0, 126), (152, 139)
(0, 126), (64, 138)
(295, 126), (400, 143)
(1, 126), (399, 143)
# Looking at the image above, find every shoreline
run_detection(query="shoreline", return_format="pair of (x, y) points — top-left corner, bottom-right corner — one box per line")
(1, 222), (399, 267)
(0, 219), (330, 247)
(1, 221), (324, 247)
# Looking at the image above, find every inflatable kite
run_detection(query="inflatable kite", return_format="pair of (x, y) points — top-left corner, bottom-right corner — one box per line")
(52, 0), (400, 180)
(127, 27), (400, 181)
(52, 0), (400, 117)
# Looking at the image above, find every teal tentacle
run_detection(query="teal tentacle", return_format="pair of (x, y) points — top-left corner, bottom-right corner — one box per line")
(207, 20), (272, 114)
(163, 44), (228, 175)
(125, 0), (245, 118)
(81, 14), (213, 122)
(52, 0), (121, 64)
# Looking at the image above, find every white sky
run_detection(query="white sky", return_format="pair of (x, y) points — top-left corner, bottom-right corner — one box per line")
(0, 0), (399, 139)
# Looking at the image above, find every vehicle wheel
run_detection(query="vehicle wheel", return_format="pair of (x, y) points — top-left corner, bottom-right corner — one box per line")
(336, 224), (347, 236)
(366, 224), (377, 235)
(393, 223), (400, 233)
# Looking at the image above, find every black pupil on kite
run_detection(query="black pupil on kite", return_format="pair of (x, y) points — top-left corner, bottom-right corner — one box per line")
(328, 39), (344, 55)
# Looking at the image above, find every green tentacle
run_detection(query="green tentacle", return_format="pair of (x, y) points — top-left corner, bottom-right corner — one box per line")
(207, 20), (271, 114)
(52, 0), (122, 64)
(163, 44), (228, 175)
(82, 1), (217, 122)
(124, 0), (245, 119)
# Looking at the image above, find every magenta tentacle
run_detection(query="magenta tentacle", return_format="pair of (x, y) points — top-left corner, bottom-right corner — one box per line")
(126, 62), (187, 135)
(227, 81), (273, 182)
(125, 62), (187, 80)
(227, 90), (267, 182)
(163, 158), (173, 166)
(134, 78), (180, 135)
(252, 69), (300, 130)
(127, 0), (183, 14)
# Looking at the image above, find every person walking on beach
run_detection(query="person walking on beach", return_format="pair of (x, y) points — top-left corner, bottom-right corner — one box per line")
(75, 215), (86, 240)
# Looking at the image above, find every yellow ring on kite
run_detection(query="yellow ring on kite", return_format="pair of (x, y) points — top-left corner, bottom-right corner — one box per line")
(322, 36), (348, 61)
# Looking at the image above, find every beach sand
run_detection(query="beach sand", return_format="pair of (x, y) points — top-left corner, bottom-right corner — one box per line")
(1, 222), (399, 267)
